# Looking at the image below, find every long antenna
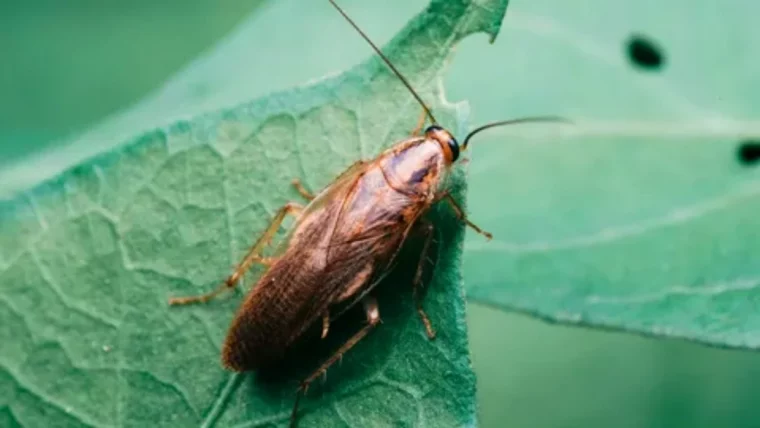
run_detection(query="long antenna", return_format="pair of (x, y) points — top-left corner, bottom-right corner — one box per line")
(329, 0), (438, 124)
(462, 116), (571, 148)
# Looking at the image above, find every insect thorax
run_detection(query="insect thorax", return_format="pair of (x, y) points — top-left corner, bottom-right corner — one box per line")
(381, 138), (447, 197)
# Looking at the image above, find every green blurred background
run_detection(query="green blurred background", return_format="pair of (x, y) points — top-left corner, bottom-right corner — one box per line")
(2, 1), (759, 427)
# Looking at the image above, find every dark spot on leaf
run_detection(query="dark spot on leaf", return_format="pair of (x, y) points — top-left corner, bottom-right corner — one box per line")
(737, 140), (760, 166)
(626, 34), (664, 70)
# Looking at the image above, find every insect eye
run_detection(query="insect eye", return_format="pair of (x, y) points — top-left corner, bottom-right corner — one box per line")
(448, 137), (460, 161)
(424, 125), (460, 162)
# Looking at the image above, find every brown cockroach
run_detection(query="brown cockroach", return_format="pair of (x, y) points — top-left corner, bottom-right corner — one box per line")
(169, 0), (562, 425)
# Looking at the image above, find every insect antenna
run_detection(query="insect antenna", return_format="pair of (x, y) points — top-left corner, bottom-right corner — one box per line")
(462, 116), (571, 149)
(328, 0), (438, 124)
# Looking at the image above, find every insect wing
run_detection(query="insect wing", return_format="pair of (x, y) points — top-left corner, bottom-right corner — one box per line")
(291, 164), (422, 329)
(221, 159), (421, 370)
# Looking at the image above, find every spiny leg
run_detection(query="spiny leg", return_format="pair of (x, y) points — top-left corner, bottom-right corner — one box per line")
(168, 202), (303, 305)
(291, 179), (315, 201)
(410, 107), (428, 136)
(437, 192), (493, 240)
(413, 221), (437, 339)
(291, 297), (381, 427)
(320, 312), (330, 339)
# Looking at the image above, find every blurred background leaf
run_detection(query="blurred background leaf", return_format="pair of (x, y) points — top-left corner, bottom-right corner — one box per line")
(1, 0), (760, 427)
(457, 0), (760, 350)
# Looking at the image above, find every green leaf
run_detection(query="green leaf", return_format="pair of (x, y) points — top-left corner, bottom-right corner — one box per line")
(0, 1), (507, 426)
(449, 0), (760, 348)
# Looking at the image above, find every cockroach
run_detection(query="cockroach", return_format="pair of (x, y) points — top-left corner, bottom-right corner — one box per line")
(169, 0), (564, 425)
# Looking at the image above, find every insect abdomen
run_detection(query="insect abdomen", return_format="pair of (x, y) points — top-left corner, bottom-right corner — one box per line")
(220, 234), (382, 371)
(221, 257), (325, 371)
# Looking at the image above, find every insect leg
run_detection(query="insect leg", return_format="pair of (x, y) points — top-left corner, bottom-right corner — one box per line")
(291, 179), (315, 201)
(291, 296), (381, 426)
(436, 192), (493, 240)
(410, 108), (427, 136)
(321, 313), (330, 339)
(168, 202), (304, 305)
(413, 221), (436, 339)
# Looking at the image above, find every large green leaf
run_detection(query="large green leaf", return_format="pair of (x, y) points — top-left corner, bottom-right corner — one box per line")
(0, 1), (508, 426)
(448, 0), (760, 348)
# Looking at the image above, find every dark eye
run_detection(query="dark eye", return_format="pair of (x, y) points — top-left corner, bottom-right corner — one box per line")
(425, 125), (460, 161)
(448, 137), (460, 161)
